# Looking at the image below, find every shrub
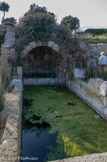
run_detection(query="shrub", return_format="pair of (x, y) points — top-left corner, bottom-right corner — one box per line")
(85, 28), (107, 35)
(19, 13), (55, 42)
(3, 17), (17, 26)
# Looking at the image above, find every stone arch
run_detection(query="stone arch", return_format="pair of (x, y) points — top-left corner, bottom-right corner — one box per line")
(21, 41), (60, 57)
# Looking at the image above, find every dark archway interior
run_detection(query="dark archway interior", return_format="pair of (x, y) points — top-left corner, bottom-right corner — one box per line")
(24, 46), (61, 77)
(28, 46), (58, 70)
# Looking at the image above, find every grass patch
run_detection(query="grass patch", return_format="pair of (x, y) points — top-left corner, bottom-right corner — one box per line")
(78, 33), (107, 44)
(23, 86), (107, 160)
(80, 33), (107, 40)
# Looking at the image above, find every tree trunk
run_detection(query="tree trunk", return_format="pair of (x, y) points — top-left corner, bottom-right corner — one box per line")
(2, 11), (5, 24)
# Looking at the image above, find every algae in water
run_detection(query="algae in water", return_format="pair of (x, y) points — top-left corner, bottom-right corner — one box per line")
(23, 86), (107, 161)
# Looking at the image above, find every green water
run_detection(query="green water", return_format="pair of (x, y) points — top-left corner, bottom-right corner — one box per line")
(23, 86), (107, 161)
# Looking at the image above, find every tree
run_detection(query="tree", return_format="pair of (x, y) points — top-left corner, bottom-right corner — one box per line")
(18, 4), (56, 42)
(61, 15), (80, 32)
(3, 17), (17, 26)
(0, 2), (10, 24)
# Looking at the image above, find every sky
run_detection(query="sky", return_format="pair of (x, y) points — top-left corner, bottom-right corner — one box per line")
(0, 0), (107, 29)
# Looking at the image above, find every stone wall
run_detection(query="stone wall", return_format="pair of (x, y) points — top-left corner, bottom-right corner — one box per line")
(0, 26), (15, 81)
(0, 25), (7, 82)
(66, 78), (107, 120)
(90, 43), (107, 56)
(22, 41), (60, 57)
(23, 78), (65, 86)
(0, 25), (7, 34)
(0, 67), (22, 162)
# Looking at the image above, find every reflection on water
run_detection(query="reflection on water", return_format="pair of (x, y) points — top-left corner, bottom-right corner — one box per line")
(22, 86), (107, 162)
(22, 127), (58, 162)
(21, 118), (68, 162)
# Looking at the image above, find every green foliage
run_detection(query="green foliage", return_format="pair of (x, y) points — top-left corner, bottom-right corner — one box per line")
(28, 3), (55, 18)
(0, 2), (10, 12)
(16, 4), (72, 50)
(61, 15), (80, 32)
(19, 13), (55, 41)
(17, 4), (56, 42)
(53, 24), (71, 40)
(3, 17), (17, 26)
(85, 28), (107, 35)
(78, 32), (107, 44)
(23, 86), (107, 160)
(0, 2), (10, 23)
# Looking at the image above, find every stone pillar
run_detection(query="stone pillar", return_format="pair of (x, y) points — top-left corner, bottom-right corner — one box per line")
(0, 27), (15, 82)
(17, 66), (23, 80)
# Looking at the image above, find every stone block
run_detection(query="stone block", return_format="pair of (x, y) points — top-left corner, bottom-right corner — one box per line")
(36, 42), (42, 47)
(1, 48), (15, 55)
(73, 68), (86, 79)
(1, 66), (12, 79)
(104, 108), (107, 116)
(2, 38), (15, 48)
(48, 41), (55, 48)
(5, 93), (20, 107)
(1, 55), (9, 67)
(22, 50), (27, 57)
(104, 97), (107, 106)
(53, 44), (60, 52)
(2, 124), (18, 141)
(17, 66), (22, 79)
(100, 81), (107, 97)
(29, 42), (36, 49)
(25, 45), (32, 53)
(88, 78), (104, 94)
(13, 82), (23, 93)
(1, 139), (18, 156)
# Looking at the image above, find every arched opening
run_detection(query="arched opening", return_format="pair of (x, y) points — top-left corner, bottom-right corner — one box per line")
(23, 46), (61, 78)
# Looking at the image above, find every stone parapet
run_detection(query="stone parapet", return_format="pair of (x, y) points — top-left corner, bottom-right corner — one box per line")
(49, 152), (107, 162)
(0, 92), (22, 162)
(0, 27), (16, 82)
(66, 78), (107, 119)
(0, 67), (22, 162)
(23, 78), (64, 86)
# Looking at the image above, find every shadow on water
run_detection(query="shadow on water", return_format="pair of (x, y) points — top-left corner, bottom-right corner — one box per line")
(21, 86), (107, 162)
(21, 123), (58, 162)
(21, 100), (67, 162)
